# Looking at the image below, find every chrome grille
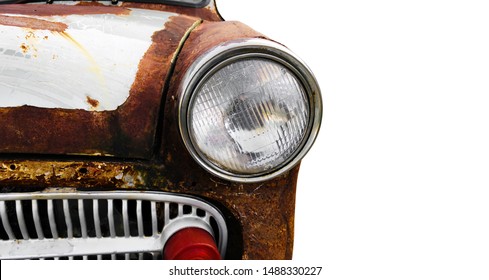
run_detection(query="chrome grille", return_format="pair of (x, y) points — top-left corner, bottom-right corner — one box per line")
(0, 191), (228, 260)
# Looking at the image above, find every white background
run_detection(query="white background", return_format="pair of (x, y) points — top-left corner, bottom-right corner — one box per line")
(3, 1), (489, 279)
(219, 0), (489, 279)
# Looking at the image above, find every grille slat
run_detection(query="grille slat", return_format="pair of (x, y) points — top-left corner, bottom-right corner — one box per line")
(163, 202), (169, 226)
(107, 199), (116, 238)
(15, 200), (29, 239)
(122, 200), (129, 238)
(0, 201), (15, 239)
(63, 200), (73, 238)
(151, 201), (158, 235)
(78, 200), (87, 238)
(31, 200), (44, 240)
(0, 191), (228, 260)
(47, 200), (58, 238)
(178, 204), (183, 217)
(93, 200), (102, 238)
(136, 200), (143, 238)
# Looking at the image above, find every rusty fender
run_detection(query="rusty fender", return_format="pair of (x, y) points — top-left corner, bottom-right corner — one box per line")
(0, 5), (300, 260)
(159, 21), (298, 259)
(0, 158), (299, 259)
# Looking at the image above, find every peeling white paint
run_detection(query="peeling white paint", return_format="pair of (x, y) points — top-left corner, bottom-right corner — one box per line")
(0, 8), (177, 111)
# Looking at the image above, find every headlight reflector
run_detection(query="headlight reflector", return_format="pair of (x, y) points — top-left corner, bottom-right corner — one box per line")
(179, 39), (322, 182)
(190, 58), (309, 174)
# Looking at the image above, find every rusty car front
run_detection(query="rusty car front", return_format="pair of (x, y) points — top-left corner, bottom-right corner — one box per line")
(0, 0), (322, 260)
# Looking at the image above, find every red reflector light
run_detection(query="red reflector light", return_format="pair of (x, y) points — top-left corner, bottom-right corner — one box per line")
(163, 227), (221, 260)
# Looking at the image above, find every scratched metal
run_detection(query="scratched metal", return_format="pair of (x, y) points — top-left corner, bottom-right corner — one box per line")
(0, 4), (201, 157)
(0, 7), (172, 111)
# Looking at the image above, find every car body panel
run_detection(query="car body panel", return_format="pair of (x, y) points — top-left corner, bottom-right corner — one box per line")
(0, 4), (201, 158)
(120, 1), (222, 21)
(0, 7), (175, 111)
(0, 1), (302, 260)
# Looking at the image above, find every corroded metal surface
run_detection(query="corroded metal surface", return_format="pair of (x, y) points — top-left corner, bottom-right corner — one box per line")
(0, 8), (172, 111)
(160, 21), (297, 259)
(0, 4), (201, 158)
(0, 15), (68, 31)
(0, 158), (298, 259)
(121, 2), (222, 21)
(0, 160), (149, 190)
(0, 5), (300, 260)
(0, 4), (130, 16)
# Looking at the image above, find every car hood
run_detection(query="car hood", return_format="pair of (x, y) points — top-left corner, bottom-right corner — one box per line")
(0, 4), (201, 158)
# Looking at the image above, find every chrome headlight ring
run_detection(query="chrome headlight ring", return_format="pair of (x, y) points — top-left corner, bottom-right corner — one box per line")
(178, 38), (322, 183)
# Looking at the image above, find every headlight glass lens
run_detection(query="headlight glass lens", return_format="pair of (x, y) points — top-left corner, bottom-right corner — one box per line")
(188, 58), (309, 175)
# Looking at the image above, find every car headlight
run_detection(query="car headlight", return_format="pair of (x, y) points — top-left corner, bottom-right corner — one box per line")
(179, 39), (322, 182)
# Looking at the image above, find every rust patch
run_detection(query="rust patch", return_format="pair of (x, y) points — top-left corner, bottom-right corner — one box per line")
(0, 15), (68, 32)
(0, 18), (300, 259)
(121, 2), (222, 21)
(0, 158), (299, 259)
(0, 15), (200, 158)
(86, 96), (100, 109)
(0, 160), (149, 190)
(17, 31), (41, 57)
(157, 20), (299, 259)
(0, 4), (130, 16)
(160, 20), (266, 159)
(75, 1), (106, 7)
(20, 43), (28, 54)
(118, 15), (199, 155)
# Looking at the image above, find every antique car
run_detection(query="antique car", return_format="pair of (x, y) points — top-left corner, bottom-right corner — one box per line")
(0, 0), (322, 260)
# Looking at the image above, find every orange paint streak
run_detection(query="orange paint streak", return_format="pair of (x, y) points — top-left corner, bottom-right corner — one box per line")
(0, 15), (67, 32)
(0, 4), (130, 16)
